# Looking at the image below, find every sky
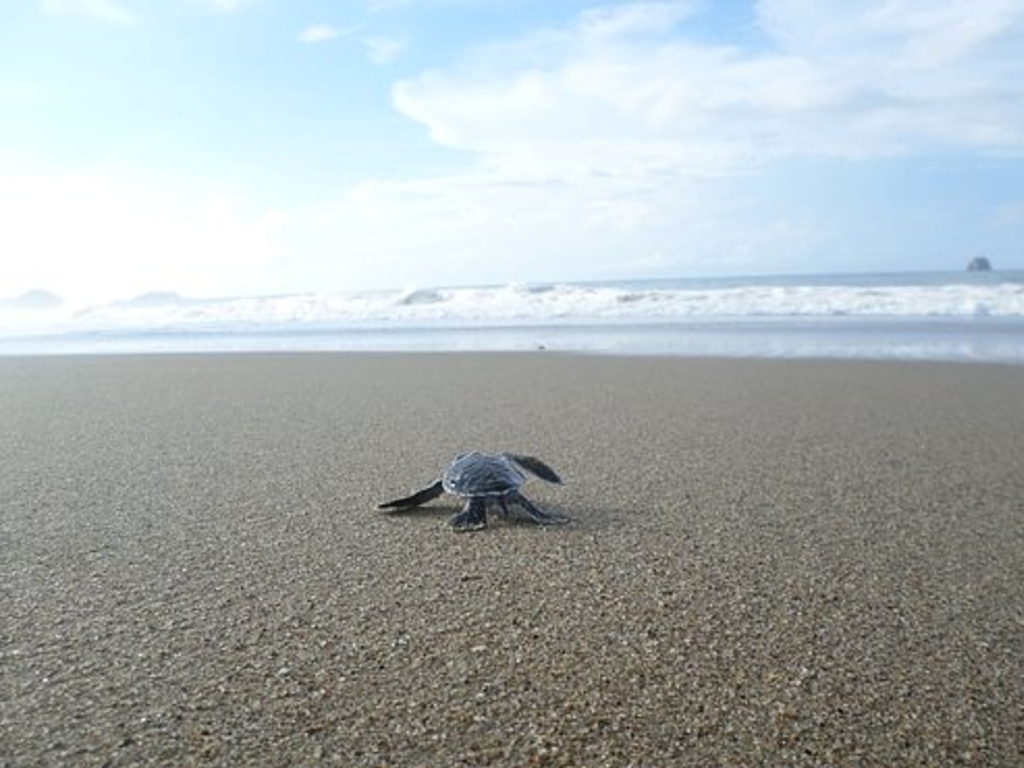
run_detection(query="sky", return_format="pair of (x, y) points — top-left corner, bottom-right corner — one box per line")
(2, 0), (1023, 305)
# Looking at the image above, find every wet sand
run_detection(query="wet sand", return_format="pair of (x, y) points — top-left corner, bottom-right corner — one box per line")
(2, 353), (1023, 766)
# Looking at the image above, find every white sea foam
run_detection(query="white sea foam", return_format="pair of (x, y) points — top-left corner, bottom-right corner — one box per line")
(3, 273), (1024, 362)
(3, 275), (1024, 339)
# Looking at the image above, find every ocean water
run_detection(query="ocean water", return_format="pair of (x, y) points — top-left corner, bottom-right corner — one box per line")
(2, 271), (1023, 364)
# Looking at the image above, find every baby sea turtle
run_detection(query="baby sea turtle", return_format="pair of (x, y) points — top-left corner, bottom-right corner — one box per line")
(378, 451), (567, 532)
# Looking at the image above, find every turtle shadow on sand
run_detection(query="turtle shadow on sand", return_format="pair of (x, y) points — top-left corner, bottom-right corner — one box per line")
(379, 452), (568, 533)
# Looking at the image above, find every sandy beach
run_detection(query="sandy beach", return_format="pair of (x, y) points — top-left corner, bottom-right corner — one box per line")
(2, 353), (1022, 766)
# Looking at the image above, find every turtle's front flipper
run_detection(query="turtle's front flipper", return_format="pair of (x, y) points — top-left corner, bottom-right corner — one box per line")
(511, 492), (568, 526)
(505, 454), (562, 484)
(450, 497), (487, 532)
(379, 480), (444, 510)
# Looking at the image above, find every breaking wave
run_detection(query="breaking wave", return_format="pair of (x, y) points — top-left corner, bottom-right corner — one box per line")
(3, 272), (1023, 340)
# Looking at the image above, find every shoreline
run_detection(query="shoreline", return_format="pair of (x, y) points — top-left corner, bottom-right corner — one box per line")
(3, 346), (1024, 368)
(3, 353), (1023, 766)
(3, 312), (1024, 365)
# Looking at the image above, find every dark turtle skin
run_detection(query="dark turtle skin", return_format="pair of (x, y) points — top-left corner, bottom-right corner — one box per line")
(378, 451), (566, 532)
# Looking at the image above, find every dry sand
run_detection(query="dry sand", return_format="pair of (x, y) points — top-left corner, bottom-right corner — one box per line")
(2, 353), (1023, 767)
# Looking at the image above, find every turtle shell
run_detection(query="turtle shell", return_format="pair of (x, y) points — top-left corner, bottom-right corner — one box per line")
(442, 452), (524, 498)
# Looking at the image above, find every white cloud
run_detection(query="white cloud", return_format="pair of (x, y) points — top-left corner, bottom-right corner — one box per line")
(0, 170), (279, 304)
(305, 0), (1022, 284)
(192, 0), (250, 11)
(366, 36), (406, 64)
(19, 1), (1024, 297)
(577, 0), (699, 40)
(268, 159), (804, 289)
(393, 0), (1024, 182)
(366, 0), (499, 10)
(300, 24), (347, 43)
(41, 0), (137, 26)
(758, 0), (1021, 62)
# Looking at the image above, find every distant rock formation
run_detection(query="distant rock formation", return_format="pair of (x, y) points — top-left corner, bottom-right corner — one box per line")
(967, 256), (992, 272)
(0, 290), (63, 310)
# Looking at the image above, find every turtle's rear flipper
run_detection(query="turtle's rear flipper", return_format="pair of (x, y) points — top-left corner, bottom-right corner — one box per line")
(379, 480), (444, 510)
(450, 497), (487, 532)
(512, 492), (568, 526)
(506, 454), (562, 484)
